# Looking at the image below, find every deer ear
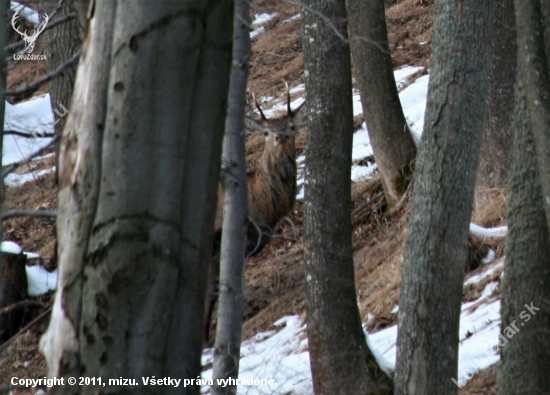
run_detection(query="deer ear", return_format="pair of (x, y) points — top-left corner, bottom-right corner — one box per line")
(292, 100), (307, 126)
(245, 116), (264, 133)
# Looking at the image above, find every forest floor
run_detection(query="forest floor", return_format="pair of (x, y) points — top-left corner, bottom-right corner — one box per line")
(0, 0), (504, 394)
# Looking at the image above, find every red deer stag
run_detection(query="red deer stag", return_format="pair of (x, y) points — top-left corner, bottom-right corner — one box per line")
(205, 84), (306, 341)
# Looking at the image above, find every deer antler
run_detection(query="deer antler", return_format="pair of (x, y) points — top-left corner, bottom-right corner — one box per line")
(252, 92), (268, 121)
(284, 81), (293, 117)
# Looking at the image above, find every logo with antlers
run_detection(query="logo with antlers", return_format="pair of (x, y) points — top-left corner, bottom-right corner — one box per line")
(11, 12), (49, 54)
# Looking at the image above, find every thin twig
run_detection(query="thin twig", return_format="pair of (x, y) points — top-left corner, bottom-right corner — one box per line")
(282, 0), (387, 53)
(2, 134), (60, 178)
(2, 209), (57, 220)
(0, 307), (52, 353)
(5, 49), (81, 97)
(0, 300), (47, 314)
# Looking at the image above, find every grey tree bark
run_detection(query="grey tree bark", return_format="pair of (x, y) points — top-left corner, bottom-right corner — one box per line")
(474, 0), (515, 209)
(497, 78), (550, 395)
(301, 0), (393, 393)
(211, 0), (251, 393)
(43, 0), (88, 135)
(514, 0), (550, 234)
(347, 0), (417, 208)
(394, 1), (488, 394)
(39, 2), (233, 395)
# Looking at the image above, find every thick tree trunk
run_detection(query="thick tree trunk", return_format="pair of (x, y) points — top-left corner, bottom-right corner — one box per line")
(347, 0), (417, 208)
(40, 2), (233, 394)
(211, 0), (250, 393)
(394, 1), (488, 394)
(474, 0), (515, 209)
(301, 0), (393, 393)
(497, 78), (550, 395)
(40, 0), (115, 384)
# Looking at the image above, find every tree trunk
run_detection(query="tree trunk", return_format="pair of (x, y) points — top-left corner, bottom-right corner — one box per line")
(211, 0), (250, 393)
(474, 0), (515, 210)
(301, 1), (393, 393)
(347, 0), (417, 208)
(0, 0), (10, 334)
(514, 0), (550, 234)
(1, 252), (27, 340)
(394, 1), (488, 394)
(497, 76), (550, 395)
(40, 2), (233, 395)
(44, 0), (86, 135)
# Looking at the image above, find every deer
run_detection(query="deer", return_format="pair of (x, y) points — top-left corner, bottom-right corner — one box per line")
(204, 84), (306, 341)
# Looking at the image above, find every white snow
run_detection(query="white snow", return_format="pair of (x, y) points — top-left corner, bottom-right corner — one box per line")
(26, 265), (57, 296)
(253, 13), (278, 26)
(5, 167), (55, 187)
(470, 223), (508, 239)
(203, 274), (503, 394)
(1, 240), (23, 254)
(4, 94), (55, 166)
(11, 1), (40, 25)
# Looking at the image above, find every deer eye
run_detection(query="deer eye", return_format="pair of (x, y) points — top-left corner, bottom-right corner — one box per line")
(290, 125), (296, 131)
(263, 129), (270, 136)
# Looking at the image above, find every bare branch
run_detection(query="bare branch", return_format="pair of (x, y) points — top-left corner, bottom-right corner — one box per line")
(0, 300), (47, 314)
(282, 0), (387, 53)
(2, 134), (60, 178)
(0, 308), (51, 353)
(2, 209), (57, 220)
(5, 50), (80, 96)
(4, 130), (55, 138)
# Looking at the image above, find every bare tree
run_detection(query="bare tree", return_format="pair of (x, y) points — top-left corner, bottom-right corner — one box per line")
(211, 0), (251, 393)
(347, 0), (417, 208)
(301, 0), (393, 393)
(39, 3), (233, 395)
(394, 0), (489, 393)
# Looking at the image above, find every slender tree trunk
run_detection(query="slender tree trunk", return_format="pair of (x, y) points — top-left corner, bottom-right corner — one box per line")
(40, 2), (233, 394)
(302, 0), (393, 393)
(347, 0), (417, 208)
(497, 77), (550, 395)
(474, 0), (515, 209)
(0, 0), (7, 319)
(211, 0), (250, 393)
(394, 1), (488, 394)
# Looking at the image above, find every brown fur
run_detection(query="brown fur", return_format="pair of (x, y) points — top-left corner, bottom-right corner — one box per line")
(205, 100), (304, 342)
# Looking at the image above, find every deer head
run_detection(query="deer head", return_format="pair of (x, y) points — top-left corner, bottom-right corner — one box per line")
(12, 12), (49, 54)
(248, 82), (306, 157)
